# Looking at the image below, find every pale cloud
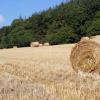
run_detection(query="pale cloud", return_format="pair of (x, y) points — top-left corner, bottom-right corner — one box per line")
(0, 15), (5, 23)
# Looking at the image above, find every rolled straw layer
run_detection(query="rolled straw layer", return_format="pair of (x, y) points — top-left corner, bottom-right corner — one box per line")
(70, 37), (100, 73)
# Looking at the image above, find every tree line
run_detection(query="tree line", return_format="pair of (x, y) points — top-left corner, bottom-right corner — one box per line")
(0, 0), (100, 48)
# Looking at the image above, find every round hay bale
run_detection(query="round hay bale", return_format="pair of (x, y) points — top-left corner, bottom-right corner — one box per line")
(39, 44), (43, 47)
(30, 42), (39, 47)
(80, 37), (89, 42)
(70, 39), (100, 73)
(44, 42), (50, 46)
(13, 46), (17, 48)
(90, 35), (100, 44)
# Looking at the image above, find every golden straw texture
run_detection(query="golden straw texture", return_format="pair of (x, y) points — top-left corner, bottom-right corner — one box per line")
(70, 38), (100, 73)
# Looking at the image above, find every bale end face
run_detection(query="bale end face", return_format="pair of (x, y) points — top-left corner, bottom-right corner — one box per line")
(70, 40), (100, 74)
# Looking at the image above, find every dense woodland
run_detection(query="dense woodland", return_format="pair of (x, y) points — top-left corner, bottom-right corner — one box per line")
(0, 0), (100, 48)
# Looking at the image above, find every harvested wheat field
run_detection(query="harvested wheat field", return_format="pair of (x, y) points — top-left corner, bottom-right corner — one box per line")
(0, 44), (100, 100)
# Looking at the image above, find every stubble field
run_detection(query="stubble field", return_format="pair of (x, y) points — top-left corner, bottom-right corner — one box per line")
(0, 44), (100, 100)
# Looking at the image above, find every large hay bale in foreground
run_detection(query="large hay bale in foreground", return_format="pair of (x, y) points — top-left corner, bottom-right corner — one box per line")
(30, 42), (39, 47)
(70, 36), (100, 73)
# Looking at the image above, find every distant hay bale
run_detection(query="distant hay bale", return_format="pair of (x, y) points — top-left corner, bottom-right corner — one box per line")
(13, 46), (17, 48)
(39, 44), (43, 47)
(80, 37), (89, 41)
(30, 42), (39, 47)
(44, 42), (50, 46)
(70, 36), (100, 73)
(90, 35), (100, 44)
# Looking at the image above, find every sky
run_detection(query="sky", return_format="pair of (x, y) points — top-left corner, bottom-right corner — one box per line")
(0, 0), (69, 28)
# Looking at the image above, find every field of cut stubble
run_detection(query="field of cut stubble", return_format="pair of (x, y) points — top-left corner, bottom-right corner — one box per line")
(0, 44), (100, 100)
